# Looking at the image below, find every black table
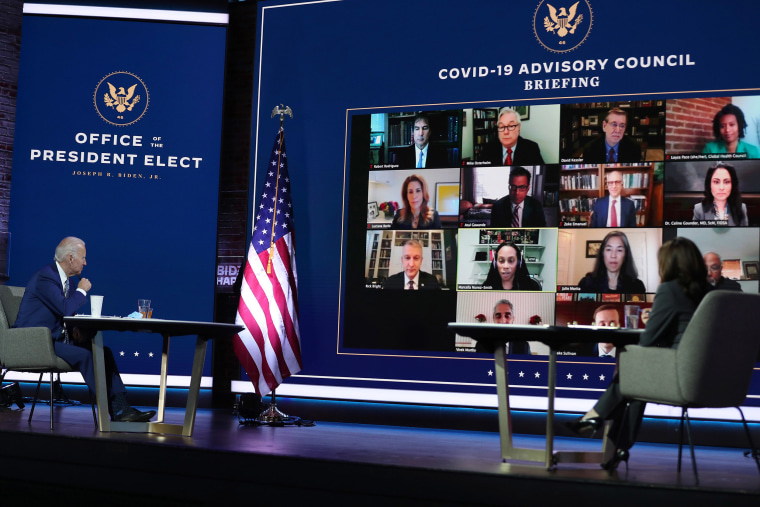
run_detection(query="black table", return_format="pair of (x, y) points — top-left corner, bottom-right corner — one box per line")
(449, 322), (641, 469)
(64, 316), (243, 436)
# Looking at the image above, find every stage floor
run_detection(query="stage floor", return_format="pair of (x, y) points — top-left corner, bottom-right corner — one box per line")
(0, 403), (758, 506)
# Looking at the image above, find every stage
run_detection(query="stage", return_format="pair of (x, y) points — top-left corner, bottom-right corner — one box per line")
(0, 400), (758, 506)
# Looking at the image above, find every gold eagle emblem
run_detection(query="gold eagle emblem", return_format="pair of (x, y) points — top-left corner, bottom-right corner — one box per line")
(103, 83), (141, 113)
(544, 2), (583, 38)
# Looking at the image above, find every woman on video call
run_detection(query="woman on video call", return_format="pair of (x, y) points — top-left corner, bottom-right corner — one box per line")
(482, 242), (541, 291)
(577, 230), (646, 293)
(566, 237), (712, 472)
(391, 174), (441, 229)
(702, 104), (760, 157)
(692, 162), (748, 226)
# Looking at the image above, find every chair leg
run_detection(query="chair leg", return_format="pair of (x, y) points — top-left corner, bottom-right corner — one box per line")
(28, 373), (43, 423)
(683, 409), (699, 485)
(736, 407), (760, 476)
(89, 391), (98, 427)
(677, 408), (685, 472)
(49, 374), (55, 430)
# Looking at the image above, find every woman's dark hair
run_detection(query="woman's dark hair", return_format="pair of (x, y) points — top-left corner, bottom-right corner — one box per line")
(482, 242), (536, 290)
(589, 230), (639, 282)
(712, 103), (747, 141)
(398, 174), (434, 226)
(658, 237), (711, 304)
(701, 162), (744, 224)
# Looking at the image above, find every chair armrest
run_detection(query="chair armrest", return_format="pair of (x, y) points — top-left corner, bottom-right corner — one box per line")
(0, 327), (59, 368)
(619, 345), (685, 404)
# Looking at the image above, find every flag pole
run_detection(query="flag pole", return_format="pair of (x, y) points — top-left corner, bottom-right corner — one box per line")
(258, 104), (295, 424)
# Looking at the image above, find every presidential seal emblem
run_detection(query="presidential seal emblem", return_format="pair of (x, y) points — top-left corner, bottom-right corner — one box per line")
(533, 0), (593, 53)
(93, 71), (149, 126)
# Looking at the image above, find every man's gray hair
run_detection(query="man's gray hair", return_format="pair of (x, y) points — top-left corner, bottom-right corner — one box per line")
(54, 237), (85, 262)
(493, 299), (514, 314)
(403, 239), (424, 250)
(498, 108), (521, 126)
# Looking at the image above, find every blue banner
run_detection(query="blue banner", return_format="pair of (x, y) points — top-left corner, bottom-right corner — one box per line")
(10, 12), (227, 376)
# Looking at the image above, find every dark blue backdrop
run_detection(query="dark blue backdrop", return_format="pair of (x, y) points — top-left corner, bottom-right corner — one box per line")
(250, 0), (760, 402)
(9, 12), (227, 377)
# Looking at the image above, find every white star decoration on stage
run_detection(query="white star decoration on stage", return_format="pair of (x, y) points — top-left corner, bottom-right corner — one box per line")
(534, 372), (540, 378)
(583, 374), (589, 380)
(119, 350), (155, 359)
(488, 370), (493, 376)
(566, 373), (572, 379)
(519, 371), (525, 377)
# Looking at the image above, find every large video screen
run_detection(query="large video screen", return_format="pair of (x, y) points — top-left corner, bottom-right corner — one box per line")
(342, 98), (760, 361)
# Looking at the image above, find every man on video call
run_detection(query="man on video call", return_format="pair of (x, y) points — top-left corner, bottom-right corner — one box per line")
(581, 107), (643, 163)
(490, 166), (547, 227)
(474, 299), (530, 355)
(589, 170), (637, 227)
(590, 304), (620, 358)
(480, 108), (545, 166)
(382, 239), (441, 290)
(14, 236), (156, 422)
(704, 251), (742, 291)
(396, 113), (449, 169)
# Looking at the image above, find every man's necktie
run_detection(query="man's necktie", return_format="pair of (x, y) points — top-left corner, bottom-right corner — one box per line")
(512, 204), (520, 228)
(504, 148), (512, 166)
(417, 151), (423, 168)
(61, 279), (70, 343)
(407, 280), (415, 290)
(610, 199), (618, 227)
(607, 148), (615, 163)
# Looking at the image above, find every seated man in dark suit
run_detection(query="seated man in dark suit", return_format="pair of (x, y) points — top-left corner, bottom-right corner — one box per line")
(704, 251), (742, 291)
(14, 236), (156, 422)
(479, 108), (545, 166)
(395, 113), (450, 168)
(580, 108), (642, 163)
(382, 239), (440, 290)
(589, 170), (637, 227)
(490, 166), (547, 227)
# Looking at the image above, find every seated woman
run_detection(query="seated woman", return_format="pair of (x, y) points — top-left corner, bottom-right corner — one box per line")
(391, 174), (441, 229)
(703, 104), (760, 157)
(566, 237), (712, 472)
(692, 162), (748, 226)
(481, 242), (541, 291)
(577, 230), (646, 293)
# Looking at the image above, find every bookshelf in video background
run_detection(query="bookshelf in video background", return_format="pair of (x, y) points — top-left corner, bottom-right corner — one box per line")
(382, 111), (462, 166)
(365, 230), (445, 285)
(464, 229), (545, 287)
(559, 163), (655, 226)
(471, 108), (498, 161)
(560, 101), (666, 160)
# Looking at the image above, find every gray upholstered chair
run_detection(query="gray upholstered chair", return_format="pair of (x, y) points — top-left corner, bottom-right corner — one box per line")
(619, 290), (760, 484)
(0, 285), (96, 429)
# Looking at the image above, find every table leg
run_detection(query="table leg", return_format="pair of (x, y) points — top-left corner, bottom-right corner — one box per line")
(494, 343), (513, 457)
(494, 343), (544, 463)
(546, 349), (557, 469)
(181, 336), (208, 437)
(92, 331), (110, 431)
(156, 334), (170, 423)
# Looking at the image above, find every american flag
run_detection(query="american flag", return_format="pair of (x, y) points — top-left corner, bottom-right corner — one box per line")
(233, 127), (302, 397)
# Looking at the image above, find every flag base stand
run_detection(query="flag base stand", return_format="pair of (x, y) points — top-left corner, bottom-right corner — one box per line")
(236, 390), (315, 427)
(259, 402), (288, 423)
(257, 390), (298, 425)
